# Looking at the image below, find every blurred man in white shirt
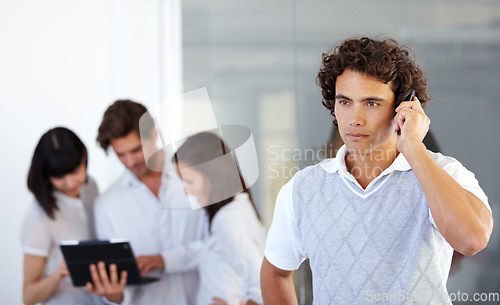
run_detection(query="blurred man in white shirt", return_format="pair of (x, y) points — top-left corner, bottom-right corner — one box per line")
(95, 99), (207, 305)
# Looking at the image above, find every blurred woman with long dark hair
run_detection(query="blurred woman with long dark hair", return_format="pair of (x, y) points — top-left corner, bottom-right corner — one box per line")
(21, 127), (113, 305)
(174, 132), (265, 305)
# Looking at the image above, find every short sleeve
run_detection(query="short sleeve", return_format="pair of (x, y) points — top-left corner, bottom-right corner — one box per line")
(264, 176), (307, 271)
(20, 203), (52, 257)
(428, 152), (491, 227)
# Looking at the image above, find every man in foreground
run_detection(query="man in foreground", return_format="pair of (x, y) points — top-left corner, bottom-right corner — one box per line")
(261, 37), (493, 304)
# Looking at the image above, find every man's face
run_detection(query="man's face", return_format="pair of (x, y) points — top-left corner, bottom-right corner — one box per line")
(110, 131), (155, 178)
(334, 69), (397, 156)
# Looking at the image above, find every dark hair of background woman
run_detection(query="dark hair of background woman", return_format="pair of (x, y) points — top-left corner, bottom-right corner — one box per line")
(27, 127), (87, 220)
(173, 132), (260, 229)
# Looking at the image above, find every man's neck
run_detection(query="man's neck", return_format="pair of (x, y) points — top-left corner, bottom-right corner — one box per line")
(138, 151), (165, 198)
(139, 170), (163, 198)
(344, 146), (399, 189)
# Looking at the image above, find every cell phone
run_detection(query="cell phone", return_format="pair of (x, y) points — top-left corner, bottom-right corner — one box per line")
(407, 89), (416, 101)
(397, 89), (416, 135)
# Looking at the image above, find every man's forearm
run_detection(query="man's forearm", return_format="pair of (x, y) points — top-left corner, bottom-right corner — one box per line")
(261, 258), (298, 305)
(400, 141), (493, 255)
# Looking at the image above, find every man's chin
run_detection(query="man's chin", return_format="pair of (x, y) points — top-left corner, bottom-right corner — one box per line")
(345, 143), (372, 155)
(131, 166), (150, 178)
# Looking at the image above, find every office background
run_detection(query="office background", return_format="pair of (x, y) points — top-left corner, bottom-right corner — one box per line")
(1, 0), (499, 304)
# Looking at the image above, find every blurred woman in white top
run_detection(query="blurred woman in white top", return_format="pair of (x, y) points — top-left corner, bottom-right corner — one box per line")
(174, 132), (265, 305)
(21, 127), (119, 305)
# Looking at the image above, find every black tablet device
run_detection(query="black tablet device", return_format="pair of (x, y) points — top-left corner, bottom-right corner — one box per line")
(60, 239), (159, 286)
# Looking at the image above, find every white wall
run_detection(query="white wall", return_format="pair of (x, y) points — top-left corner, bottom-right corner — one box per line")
(0, 1), (177, 303)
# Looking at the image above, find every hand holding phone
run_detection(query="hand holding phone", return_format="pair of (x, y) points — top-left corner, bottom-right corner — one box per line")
(394, 88), (430, 153)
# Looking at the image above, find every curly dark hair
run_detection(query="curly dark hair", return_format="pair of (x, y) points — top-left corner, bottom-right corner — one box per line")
(316, 37), (430, 125)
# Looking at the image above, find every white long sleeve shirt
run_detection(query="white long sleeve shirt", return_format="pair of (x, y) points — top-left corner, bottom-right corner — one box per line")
(197, 193), (266, 305)
(94, 170), (207, 305)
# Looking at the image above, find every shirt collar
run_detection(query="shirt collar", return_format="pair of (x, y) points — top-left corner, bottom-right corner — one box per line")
(320, 144), (412, 174)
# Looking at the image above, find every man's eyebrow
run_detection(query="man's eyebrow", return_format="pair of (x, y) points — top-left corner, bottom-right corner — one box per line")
(335, 94), (385, 102)
(363, 97), (384, 102)
(116, 145), (142, 155)
(335, 94), (352, 100)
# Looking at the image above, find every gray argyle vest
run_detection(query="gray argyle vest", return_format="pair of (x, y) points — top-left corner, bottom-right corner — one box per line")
(293, 163), (454, 305)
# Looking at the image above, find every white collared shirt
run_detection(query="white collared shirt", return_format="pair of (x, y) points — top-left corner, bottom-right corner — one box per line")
(321, 145), (490, 217)
(94, 170), (207, 305)
(320, 145), (412, 192)
(265, 145), (490, 271)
